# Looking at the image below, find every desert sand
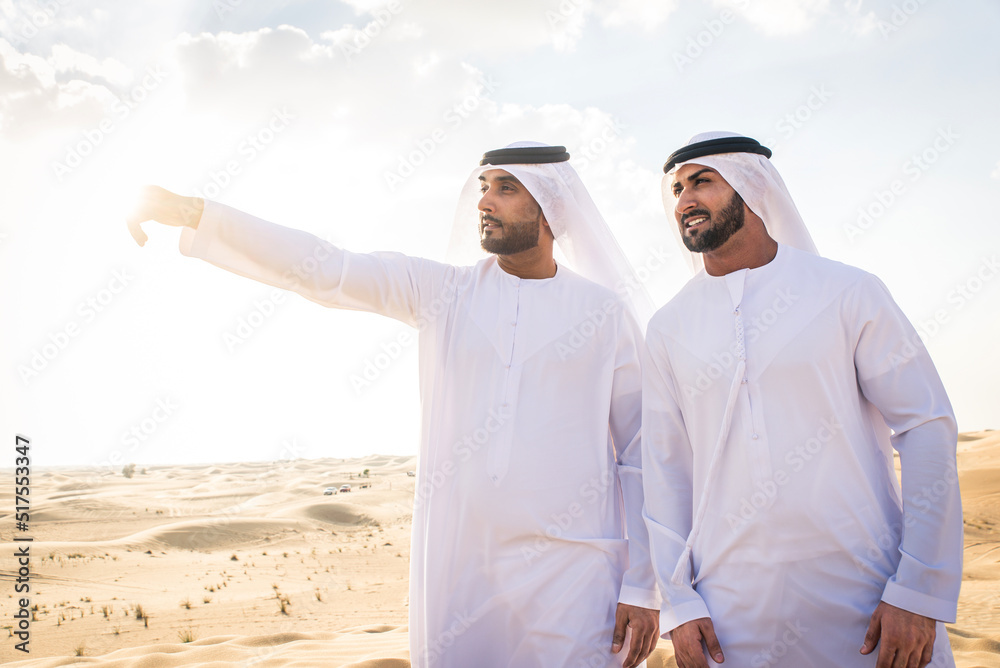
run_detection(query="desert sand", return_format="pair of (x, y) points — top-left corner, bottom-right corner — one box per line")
(2, 432), (998, 667)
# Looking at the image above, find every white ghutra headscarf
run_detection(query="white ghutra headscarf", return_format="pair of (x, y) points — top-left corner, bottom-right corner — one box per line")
(661, 130), (819, 274)
(449, 141), (655, 327)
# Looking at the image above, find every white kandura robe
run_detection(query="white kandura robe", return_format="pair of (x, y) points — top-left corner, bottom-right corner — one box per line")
(642, 244), (962, 667)
(179, 202), (660, 667)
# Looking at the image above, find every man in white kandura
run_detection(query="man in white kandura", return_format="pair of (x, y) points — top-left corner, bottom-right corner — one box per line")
(127, 142), (660, 667)
(641, 131), (962, 668)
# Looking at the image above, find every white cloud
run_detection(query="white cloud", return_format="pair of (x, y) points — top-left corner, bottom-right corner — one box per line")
(598, 0), (681, 30)
(332, 0), (680, 54)
(50, 44), (133, 85)
(0, 38), (112, 138)
(714, 0), (831, 36)
(709, 0), (882, 37)
(172, 24), (491, 143)
(0, 0), (95, 51)
(840, 0), (881, 36)
(330, 0), (572, 51)
(992, 161), (1000, 180)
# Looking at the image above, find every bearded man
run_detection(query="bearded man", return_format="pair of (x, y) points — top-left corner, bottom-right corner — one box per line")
(127, 142), (660, 667)
(641, 132), (962, 668)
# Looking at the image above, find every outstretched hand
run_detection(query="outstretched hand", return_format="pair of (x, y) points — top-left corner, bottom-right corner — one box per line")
(126, 185), (204, 246)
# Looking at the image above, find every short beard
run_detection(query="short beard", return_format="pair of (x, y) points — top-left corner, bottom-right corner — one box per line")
(682, 191), (746, 253)
(480, 215), (542, 256)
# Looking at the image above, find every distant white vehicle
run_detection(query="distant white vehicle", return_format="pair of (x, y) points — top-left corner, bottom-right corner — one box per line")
(406, 471), (416, 477)
(323, 487), (338, 495)
(340, 484), (352, 493)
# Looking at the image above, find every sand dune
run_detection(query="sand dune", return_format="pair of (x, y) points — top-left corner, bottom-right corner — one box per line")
(2, 438), (997, 667)
(3, 627), (411, 667)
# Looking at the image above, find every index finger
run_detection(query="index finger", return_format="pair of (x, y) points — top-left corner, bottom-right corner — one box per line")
(611, 605), (629, 652)
(126, 216), (148, 247)
(124, 185), (161, 246)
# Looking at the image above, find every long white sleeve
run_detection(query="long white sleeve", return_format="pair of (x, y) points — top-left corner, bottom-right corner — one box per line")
(179, 200), (454, 326)
(611, 311), (661, 611)
(851, 274), (963, 623)
(640, 332), (711, 634)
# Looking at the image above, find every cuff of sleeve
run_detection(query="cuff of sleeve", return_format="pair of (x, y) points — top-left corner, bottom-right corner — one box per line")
(881, 580), (957, 623)
(660, 598), (711, 639)
(618, 584), (660, 611)
(179, 199), (219, 258)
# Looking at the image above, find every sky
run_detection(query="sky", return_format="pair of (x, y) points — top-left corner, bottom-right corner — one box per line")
(2, 0), (998, 469)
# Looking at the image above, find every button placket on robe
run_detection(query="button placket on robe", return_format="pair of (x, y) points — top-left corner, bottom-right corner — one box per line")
(741, 280), (774, 490)
(486, 276), (520, 485)
(726, 271), (774, 491)
(743, 381), (773, 490)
